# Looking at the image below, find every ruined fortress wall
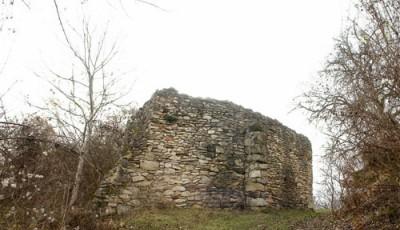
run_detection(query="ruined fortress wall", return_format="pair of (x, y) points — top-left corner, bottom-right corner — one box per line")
(94, 88), (312, 215)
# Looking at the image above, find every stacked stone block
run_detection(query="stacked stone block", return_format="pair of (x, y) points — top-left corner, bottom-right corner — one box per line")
(94, 88), (312, 215)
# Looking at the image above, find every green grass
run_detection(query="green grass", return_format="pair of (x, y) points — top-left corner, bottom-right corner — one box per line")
(117, 208), (322, 230)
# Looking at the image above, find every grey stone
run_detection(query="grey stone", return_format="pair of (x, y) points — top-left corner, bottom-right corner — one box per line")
(117, 205), (131, 215)
(141, 160), (159, 170)
(136, 181), (151, 187)
(249, 170), (261, 178)
(199, 176), (211, 184)
(132, 175), (145, 182)
(245, 182), (265, 191)
(215, 146), (224, 153)
(203, 115), (212, 120)
(105, 207), (116, 215)
(248, 198), (267, 207)
(175, 198), (186, 203)
(172, 186), (186, 192)
(163, 190), (174, 196)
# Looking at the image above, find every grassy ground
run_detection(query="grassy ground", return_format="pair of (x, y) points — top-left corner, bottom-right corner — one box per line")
(109, 208), (324, 230)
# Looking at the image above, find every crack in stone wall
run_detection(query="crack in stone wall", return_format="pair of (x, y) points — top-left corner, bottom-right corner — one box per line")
(94, 88), (313, 215)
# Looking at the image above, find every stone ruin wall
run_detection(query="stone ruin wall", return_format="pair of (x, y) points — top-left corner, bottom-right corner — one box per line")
(94, 88), (313, 215)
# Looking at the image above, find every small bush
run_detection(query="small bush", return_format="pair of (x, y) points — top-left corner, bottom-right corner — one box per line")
(164, 114), (178, 124)
(66, 208), (97, 230)
(248, 123), (264, 132)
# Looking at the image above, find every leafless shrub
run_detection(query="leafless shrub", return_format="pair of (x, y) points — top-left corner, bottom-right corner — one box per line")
(0, 111), (131, 229)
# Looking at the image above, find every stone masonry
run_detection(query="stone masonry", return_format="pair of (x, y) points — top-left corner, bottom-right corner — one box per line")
(94, 88), (313, 215)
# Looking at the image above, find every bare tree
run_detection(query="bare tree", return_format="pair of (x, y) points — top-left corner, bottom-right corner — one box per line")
(298, 0), (400, 228)
(34, 0), (130, 209)
(318, 148), (345, 213)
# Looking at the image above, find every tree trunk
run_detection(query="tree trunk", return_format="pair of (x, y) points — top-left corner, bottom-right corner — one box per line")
(69, 123), (93, 207)
(69, 151), (87, 207)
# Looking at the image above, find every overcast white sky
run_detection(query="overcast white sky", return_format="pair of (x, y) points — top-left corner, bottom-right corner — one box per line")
(0, 0), (354, 194)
